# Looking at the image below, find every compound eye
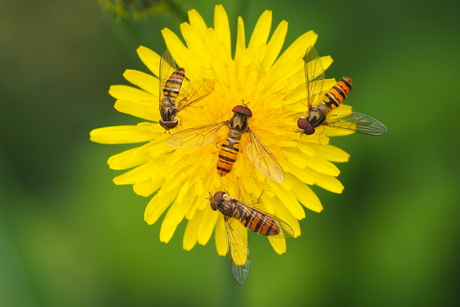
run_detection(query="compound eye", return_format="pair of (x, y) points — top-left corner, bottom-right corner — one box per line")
(232, 105), (252, 117)
(297, 118), (315, 135)
(210, 191), (225, 211)
(159, 120), (178, 130)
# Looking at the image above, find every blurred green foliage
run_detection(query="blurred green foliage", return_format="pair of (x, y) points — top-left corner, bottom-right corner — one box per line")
(1, 0), (459, 306)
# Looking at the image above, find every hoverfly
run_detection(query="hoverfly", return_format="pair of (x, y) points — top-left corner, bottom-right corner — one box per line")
(209, 191), (294, 285)
(166, 104), (285, 183)
(297, 46), (388, 136)
(158, 49), (215, 130)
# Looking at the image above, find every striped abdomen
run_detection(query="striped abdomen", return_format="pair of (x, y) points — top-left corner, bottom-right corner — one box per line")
(318, 77), (352, 114)
(238, 206), (280, 236)
(162, 68), (185, 100)
(217, 137), (240, 176)
(299, 78), (353, 134)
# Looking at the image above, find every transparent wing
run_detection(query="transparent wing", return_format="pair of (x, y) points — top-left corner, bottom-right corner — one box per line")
(237, 201), (295, 239)
(304, 46), (325, 107)
(246, 129), (285, 183)
(159, 49), (177, 104)
(225, 218), (251, 286)
(326, 112), (388, 136)
(176, 79), (215, 112)
(166, 122), (227, 148)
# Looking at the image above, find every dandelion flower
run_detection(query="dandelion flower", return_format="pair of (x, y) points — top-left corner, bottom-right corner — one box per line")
(90, 5), (352, 258)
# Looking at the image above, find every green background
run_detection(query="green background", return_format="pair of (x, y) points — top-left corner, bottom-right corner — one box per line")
(1, 0), (459, 306)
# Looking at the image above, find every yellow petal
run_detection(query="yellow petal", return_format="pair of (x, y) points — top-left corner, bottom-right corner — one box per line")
(288, 173), (323, 212)
(144, 188), (176, 225)
(187, 9), (207, 32)
(234, 16), (246, 68)
(268, 235), (286, 255)
(161, 27), (187, 58)
(304, 155), (341, 177)
(268, 196), (301, 237)
(308, 144), (350, 162)
(112, 161), (155, 184)
(198, 208), (218, 245)
(137, 46), (161, 77)
(283, 160), (316, 185)
(272, 30), (318, 80)
(261, 20), (288, 71)
(133, 177), (163, 197)
(114, 99), (157, 122)
(107, 143), (151, 170)
(89, 124), (152, 144)
(213, 5), (231, 57)
(122, 69), (157, 96)
(268, 181), (305, 220)
(108, 85), (152, 101)
(160, 212), (182, 243)
(215, 216), (227, 256)
(183, 210), (202, 251)
(228, 221), (248, 265)
(313, 171), (344, 193)
(248, 10), (272, 51)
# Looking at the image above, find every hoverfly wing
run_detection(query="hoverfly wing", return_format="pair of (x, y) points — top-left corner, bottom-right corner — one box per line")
(176, 79), (215, 111)
(166, 122), (226, 148)
(224, 218), (251, 285)
(304, 46), (326, 107)
(237, 201), (295, 239)
(326, 112), (388, 136)
(159, 49), (177, 104)
(246, 129), (285, 183)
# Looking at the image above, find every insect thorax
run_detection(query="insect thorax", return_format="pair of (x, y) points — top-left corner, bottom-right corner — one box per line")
(218, 198), (240, 218)
(160, 98), (177, 121)
(228, 113), (249, 134)
(306, 106), (327, 128)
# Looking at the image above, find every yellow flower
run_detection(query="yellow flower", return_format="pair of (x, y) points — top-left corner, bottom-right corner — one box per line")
(90, 5), (351, 257)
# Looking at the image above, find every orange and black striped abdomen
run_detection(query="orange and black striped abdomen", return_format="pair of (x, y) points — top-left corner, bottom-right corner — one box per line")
(239, 207), (280, 236)
(321, 78), (353, 111)
(163, 68), (185, 100)
(217, 137), (240, 176)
